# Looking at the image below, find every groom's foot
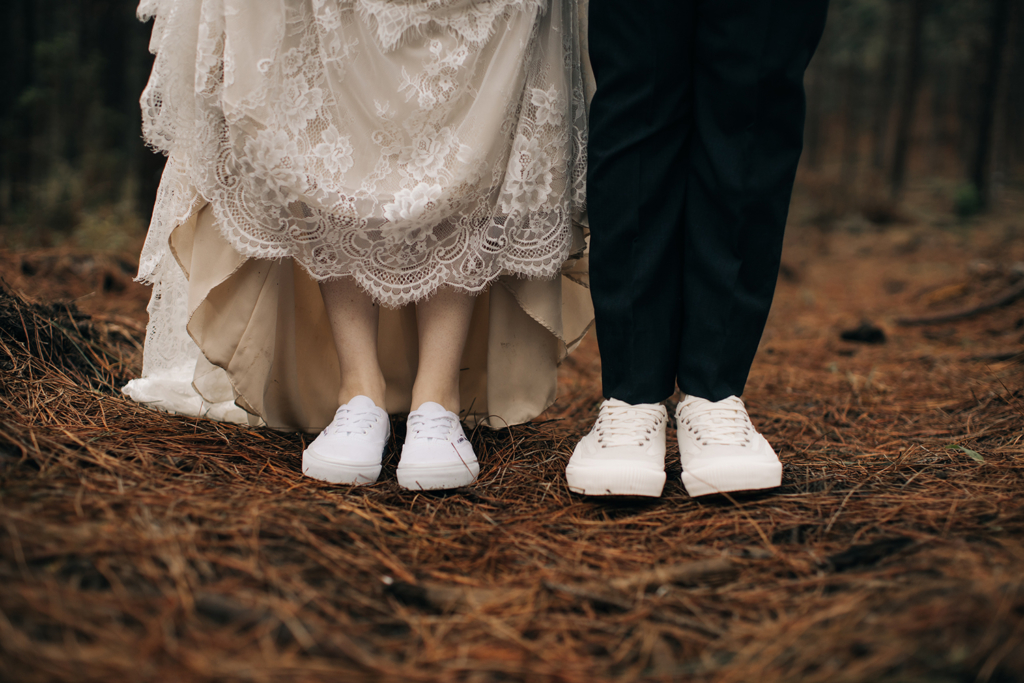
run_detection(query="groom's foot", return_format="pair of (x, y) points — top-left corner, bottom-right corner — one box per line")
(566, 398), (668, 497)
(675, 395), (782, 497)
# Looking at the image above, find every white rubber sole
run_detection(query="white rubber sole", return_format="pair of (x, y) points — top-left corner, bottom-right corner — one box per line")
(680, 459), (782, 497)
(397, 461), (480, 491)
(302, 447), (382, 485)
(566, 461), (666, 497)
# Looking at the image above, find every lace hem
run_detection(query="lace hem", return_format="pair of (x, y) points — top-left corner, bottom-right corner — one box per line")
(136, 0), (587, 306)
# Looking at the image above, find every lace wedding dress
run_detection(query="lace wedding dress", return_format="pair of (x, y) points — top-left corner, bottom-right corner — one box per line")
(123, 0), (594, 431)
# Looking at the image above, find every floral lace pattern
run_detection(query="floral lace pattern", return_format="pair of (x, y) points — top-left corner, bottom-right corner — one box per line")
(357, 0), (546, 51)
(136, 0), (587, 309)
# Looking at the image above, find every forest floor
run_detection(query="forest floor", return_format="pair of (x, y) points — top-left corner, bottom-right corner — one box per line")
(2, 190), (1024, 682)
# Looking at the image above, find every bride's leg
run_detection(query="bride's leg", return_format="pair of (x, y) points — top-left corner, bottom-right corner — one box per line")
(398, 286), (479, 491)
(304, 277), (389, 485)
(410, 287), (476, 413)
(320, 278), (387, 409)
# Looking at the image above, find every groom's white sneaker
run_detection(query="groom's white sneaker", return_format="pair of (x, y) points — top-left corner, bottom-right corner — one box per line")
(566, 399), (668, 497)
(302, 395), (390, 484)
(675, 395), (782, 497)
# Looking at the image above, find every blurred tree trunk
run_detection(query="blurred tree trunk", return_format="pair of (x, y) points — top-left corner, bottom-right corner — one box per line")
(872, 0), (902, 170)
(841, 65), (862, 193)
(956, 58), (979, 170)
(889, 0), (927, 199)
(0, 0), (36, 224)
(1010, 1), (1024, 173)
(804, 36), (828, 171)
(130, 15), (165, 220)
(928, 68), (949, 173)
(990, 0), (1019, 202)
(971, 0), (1011, 208)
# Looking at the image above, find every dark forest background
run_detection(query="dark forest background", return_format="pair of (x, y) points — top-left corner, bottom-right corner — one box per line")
(1, 0), (1022, 249)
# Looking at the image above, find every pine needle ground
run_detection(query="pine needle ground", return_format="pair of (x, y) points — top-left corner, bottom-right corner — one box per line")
(1, 215), (1023, 682)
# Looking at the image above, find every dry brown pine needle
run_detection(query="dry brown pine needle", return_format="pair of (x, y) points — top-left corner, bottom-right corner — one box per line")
(2, 222), (1024, 682)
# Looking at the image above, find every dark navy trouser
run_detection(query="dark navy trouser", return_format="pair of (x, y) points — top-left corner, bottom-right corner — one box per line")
(587, 0), (829, 403)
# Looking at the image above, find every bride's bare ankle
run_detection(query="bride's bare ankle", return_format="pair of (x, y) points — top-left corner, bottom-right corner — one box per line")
(410, 382), (460, 414)
(338, 377), (386, 409)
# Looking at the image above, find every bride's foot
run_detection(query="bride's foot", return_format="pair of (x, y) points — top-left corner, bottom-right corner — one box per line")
(397, 402), (479, 491)
(302, 395), (390, 484)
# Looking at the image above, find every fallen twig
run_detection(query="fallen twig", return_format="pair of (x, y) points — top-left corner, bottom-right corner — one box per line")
(896, 279), (1024, 326)
(606, 558), (737, 591)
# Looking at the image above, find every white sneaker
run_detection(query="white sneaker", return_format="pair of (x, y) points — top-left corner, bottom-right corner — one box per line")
(302, 395), (390, 484)
(675, 395), (782, 497)
(565, 398), (668, 497)
(397, 402), (479, 491)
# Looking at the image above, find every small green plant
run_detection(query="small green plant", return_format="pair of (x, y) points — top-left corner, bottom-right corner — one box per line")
(946, 444), (985, 463)
(953, 183), (981, 221)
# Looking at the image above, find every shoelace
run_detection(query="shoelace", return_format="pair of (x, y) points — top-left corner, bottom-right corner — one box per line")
(325, 405), (381, 437)
(678, 396), (753, 447)
(595, 400), (665, 448)
(407, 411), (458, 441)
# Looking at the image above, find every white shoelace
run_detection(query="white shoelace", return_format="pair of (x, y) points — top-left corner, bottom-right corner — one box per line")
(324, 405), (381, 437)
(407, 411), (458, 441)
(677, 396), (753, 447)
(594, 400), (665, 448)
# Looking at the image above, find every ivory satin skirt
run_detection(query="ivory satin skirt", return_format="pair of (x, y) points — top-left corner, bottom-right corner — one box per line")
(124, 202), (593, 431)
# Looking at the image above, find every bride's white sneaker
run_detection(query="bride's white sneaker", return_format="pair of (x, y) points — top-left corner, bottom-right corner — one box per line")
(302, 395), (390, 484)
(566, 398), (668, 497)
(675, 395), (782, 497)
(397, 402), (479, 490)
